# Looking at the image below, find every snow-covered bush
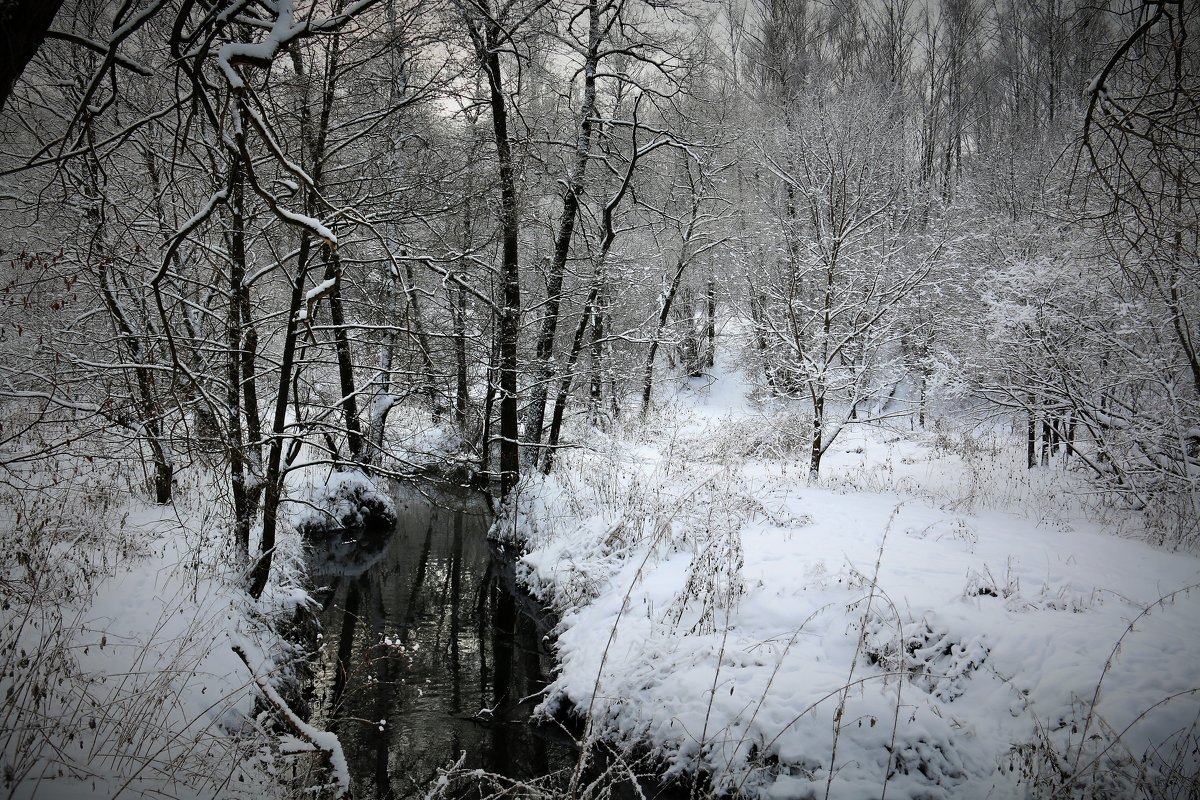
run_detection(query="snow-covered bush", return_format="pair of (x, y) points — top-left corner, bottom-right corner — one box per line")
(285, 468), (397, 536)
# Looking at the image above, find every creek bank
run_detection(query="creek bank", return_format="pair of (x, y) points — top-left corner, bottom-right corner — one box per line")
(299, 482), (573, 798)
(490, 381), (1200, 800)
(292, 479), (691, 799)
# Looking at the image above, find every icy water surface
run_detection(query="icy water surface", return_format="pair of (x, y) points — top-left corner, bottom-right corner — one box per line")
(305, 482), (575, 799)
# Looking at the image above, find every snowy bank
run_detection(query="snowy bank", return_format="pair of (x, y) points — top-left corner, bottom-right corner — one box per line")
(495, 361), (1200, 799)
(0, 467), (339, 799)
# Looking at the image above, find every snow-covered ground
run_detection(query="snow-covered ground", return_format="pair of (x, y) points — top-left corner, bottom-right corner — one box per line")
(0, 466), (323, 800)
(496, 349), (1200, 799)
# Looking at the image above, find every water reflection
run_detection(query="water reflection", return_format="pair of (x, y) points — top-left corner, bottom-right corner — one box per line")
(306, 483), (573, 799)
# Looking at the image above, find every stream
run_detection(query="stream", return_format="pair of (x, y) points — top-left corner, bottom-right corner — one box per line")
(305, 482), (660, 799)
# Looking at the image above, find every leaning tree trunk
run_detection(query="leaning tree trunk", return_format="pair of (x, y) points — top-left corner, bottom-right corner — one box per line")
(249, 234), (315, 600)
(250, 29), (346, 598)
(0, 0), (65, 111)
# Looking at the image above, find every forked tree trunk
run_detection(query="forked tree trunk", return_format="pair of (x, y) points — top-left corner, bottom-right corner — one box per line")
(251, 31), (347, 597)
(249, 234), (314, 599)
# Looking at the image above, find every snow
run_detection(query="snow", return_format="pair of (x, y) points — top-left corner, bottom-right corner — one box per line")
(234, 642), (350, 799)
(282, 454), (396, 534)
(0, 445), (370, 800)
(216, 0), (295, 90)
(496, 345), (1200, 798)
(276, 206), (338, 248)
(0, 474), (310, 799)
(305, 277), (337, 302)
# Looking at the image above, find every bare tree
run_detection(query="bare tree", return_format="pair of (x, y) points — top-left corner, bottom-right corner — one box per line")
(753, 87), (932, 477)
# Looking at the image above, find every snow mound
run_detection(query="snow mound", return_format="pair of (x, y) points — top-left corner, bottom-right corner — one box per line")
(286, 468), (397, 535)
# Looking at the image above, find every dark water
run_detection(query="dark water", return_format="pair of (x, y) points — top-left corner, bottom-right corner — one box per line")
(305, 483), (578, 799)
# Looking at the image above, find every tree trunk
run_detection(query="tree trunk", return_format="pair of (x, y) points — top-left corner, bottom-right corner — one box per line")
(543, 290), (596, 474)
(1027, 400), (1038, 469)
(453, 281), (469, 428)
(453, 190), (473, 429)
(473, 15), (523, 498)
(589, 289), (607, 424)
(809, 392), (825, 479)
(0, 0), (65, 111)
(402, 256), (441, 418)
(250, 25), (350, 597)
(705, 278), (716, 368)
(367, 257), (402, 465)
(226, 160), (250, 558)
(249, 235), (313, 600)
(524, 0), (601, 455)
(749, 291), (776, 391)
(918, 370), (927, 429)
(311, 251), (365, 463)
(641, 191), (703, 415)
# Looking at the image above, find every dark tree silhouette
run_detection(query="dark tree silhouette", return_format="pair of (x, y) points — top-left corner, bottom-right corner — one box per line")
(0, 0), (64, 111)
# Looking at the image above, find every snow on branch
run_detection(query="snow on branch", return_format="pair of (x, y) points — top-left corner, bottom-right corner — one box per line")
(217, 0), (296, 89)
(217, 0), (384, 89)
(232, 643), (351, 799)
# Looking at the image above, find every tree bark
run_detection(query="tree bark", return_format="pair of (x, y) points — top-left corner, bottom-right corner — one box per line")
(319, 251), (364, 462)
(705, 278), (716, 368)
(641, 191), (703, 415)
(249, 235), (313, 599)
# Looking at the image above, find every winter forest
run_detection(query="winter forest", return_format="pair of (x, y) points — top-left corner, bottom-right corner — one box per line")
(0, 0), (1197, 797)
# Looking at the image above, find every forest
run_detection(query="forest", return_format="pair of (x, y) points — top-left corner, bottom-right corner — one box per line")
(0, 0), (1197, 798)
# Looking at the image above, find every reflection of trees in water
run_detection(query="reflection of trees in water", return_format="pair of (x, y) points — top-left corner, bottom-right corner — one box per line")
(308, 490), (566, 800)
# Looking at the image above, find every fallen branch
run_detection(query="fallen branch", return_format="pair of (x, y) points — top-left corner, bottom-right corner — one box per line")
(232, 644), (352, 799)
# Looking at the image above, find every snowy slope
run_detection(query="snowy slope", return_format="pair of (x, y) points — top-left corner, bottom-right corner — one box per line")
(497, 349), (1200, 799)
(0, 476), (316, 799)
